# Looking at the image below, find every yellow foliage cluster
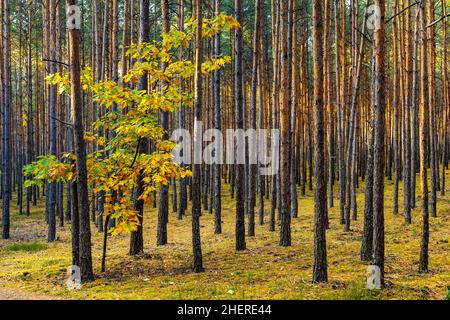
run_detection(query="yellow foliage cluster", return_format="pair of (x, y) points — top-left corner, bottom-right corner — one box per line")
(27, 15), (238, 237)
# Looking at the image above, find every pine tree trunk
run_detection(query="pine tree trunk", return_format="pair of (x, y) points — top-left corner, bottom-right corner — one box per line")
(213, 0), (222, 234)
(129, 0), (150, 256)
(419, 0), (429, 273)
(2, 0), (11, 240)
(312, 0), (328, 283)
(157, 0), (170, 246)
(26, 0), (34, 217)
(177, 0), (187, 220)
(410, 6), (420, 209)
(279, 0), (291, 247)
(372, 0), (387, 287)
(192, 0), (204, 272)
(68, 0), (94, 282)
(403, 0), (413, 224)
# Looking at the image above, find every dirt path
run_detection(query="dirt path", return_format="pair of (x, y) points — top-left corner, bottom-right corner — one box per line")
(0, 287), (58, 300)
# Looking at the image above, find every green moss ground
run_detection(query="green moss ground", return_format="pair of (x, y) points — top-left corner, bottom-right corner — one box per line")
(0, 172), (449, 300)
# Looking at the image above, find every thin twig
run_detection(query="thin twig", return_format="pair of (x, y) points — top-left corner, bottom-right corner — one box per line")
(426, 13), (450, 28)
(129, 137), (142, 168)
(42, 58), (70, 68)
(51, 116), (73, 127)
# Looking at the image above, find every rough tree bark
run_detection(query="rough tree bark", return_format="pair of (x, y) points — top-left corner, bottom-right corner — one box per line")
(234, 0), (246, 251)
(67, 0), (94, 282)
(157, 0), (170, 246)
(279, 0), (291, 247)
(2, 0), (11, 240)
(372, 0), (387, 287)
(419, 0), (429, 273)
(129, 0), (150, 256)
(213, 0), (222, 235)
(312, 0), (328, 283)
(192, 0), (204, 272)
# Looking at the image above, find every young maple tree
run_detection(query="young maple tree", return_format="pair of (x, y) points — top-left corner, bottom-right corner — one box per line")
(25, 15), (238, 238)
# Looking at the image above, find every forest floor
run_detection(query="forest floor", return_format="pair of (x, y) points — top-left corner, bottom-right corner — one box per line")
(0, 172), (449, 300)
(0, 287), (57, 300)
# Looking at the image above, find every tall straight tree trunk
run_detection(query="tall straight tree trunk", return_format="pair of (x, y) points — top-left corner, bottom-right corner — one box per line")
(403, 0), (413, 224)
(248, 0), (261, 237)
(0, 0), (3, 204)
(26, 0), (34, 217)
(441, 0), (448, 196)
(191, 0), (204, 272)
(312, 0), (328, 283)
(67, 0), (94, 282)
(17, 0), (24, 217)
(410, 6), (420, 209)
(372, 0), (387, 287)
(361, 102), (375, 261)
(279, 0), (291, 247)
(269, 0), (280, 233)
(257, 7), (267, 225)
(47, 0), (57, 242)
(392, 0), (400, 216)
(213, 0), (222, 234)
(157, 0), (170, 246)
(325, 0), (334, 210)
(418, 0), (429, 273)
(290, 0), (298, 219)
(426, 0), (437, 218)
(129, 0), (150, 256)
(177, 0), (187, 220)
(2, 0), (11, 239)
(334, 0), (345, 225)
(344, 3), (369, 231)
(234, 0), (246, 251)
(361, 46), (376, 262)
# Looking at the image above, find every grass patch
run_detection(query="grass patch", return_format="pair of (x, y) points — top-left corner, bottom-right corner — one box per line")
(340, 283), (378, 300)
(0, 170), (448, 300)
(4, 241), (47, 253)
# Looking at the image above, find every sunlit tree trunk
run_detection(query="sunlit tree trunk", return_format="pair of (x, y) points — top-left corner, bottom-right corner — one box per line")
(427, 0), (437, 218)
(441, 0), (448, 196)
(419, 0), (429, 273)
(403, 0), (413, 224)
(410, 6), (420, 209)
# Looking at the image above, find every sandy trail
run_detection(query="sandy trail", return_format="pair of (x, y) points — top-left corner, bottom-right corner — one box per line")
(0, 287), (57, 300)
